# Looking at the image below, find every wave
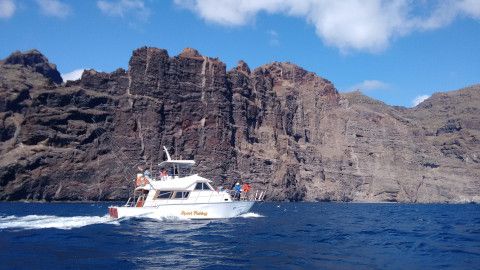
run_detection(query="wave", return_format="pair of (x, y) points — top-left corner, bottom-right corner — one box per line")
(0, 214), (119, 230)
(0, 211), (264, 230)
(239, 212), (264, 218)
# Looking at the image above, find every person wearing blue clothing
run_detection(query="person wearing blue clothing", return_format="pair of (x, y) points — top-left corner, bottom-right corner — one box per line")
(234, 182), (241, 198)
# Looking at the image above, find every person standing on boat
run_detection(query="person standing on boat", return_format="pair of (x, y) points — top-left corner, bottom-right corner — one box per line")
(234, 182), (242, 198)
(144, 169), (152, 179)
(242, 182), (251, 193)
(241, 182), (251, 200)
(160, 168), (168, 180)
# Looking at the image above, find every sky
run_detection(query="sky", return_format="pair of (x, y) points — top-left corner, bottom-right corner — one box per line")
(0, 0), (479, 107)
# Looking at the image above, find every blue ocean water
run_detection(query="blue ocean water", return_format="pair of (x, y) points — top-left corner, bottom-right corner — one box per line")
(0, 202), (479, 270)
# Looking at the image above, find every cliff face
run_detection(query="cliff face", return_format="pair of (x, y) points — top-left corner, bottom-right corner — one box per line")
(0, 47), (478, 202)
(331, 90), (480, 203)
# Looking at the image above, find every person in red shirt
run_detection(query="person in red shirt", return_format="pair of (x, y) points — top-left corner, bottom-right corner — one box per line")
(242, 183), (251, 193)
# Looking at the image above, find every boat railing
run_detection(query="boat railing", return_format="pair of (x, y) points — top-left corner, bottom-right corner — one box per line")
(195, 189), (202, 202)
(253, 190), (266, 201)
(230, 190), (240, 200)
(124, 194), (149, 207)
(229, 189), (266, 201)
(124, 197), (135, 207)
(208, 190), (214, 203)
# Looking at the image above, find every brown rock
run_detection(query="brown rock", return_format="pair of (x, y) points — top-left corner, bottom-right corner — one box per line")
(0, 48), (478, 203)
(3, 49), (62, 84)
(178, 47), (203, 59)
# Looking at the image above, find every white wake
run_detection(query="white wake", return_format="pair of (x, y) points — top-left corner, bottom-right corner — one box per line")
(0, 214), (118, 230)
(239, 212), (264, 218)
(140, 212), (191, 221)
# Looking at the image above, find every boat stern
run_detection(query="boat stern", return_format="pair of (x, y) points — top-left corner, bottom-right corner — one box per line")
(108, 206), (119, 219)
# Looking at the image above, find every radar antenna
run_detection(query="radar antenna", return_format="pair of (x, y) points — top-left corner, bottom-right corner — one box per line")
(163, 146), (172, 161)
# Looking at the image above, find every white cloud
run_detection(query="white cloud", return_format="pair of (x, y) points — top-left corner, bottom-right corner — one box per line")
(349, 80), (390, 91)
(36, 0), (71, 18)
(174, 0), (480, 53)
(61, 69), (85, 82)
(412, 94), (430, 107)
(0, 0), (15, 19)
(457, 0), (480, 18)
(97, 0), (150, 20)
(268, 30), (279, 46)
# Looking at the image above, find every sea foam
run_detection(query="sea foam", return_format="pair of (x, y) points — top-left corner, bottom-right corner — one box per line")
(0, 214), (118, 230)
(239, 212), (265, 218)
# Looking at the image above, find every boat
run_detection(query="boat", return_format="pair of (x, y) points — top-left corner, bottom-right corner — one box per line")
(108, 147), (265, 219)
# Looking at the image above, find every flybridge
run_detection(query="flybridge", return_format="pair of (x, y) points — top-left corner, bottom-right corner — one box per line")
(158, 146), (195, 166)
(108, 146), (265, 219)
(158, 146), (195, 170)
(158, 160), (195, 167)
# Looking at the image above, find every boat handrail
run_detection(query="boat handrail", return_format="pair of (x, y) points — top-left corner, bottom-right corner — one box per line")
(229, 189), (266, 201)
(207, 190), (214, 203)
(124, 197), (133, 207)
(195, 189), (201, 202)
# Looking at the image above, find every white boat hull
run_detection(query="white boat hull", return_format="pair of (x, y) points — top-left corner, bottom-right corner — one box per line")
(109, 201), (255, 219)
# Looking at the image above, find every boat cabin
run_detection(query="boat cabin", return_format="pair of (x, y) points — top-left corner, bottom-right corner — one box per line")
(125, 147), (265, 208)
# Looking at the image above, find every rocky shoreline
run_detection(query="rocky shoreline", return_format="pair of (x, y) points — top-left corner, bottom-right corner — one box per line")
(0, 48), (479, 203)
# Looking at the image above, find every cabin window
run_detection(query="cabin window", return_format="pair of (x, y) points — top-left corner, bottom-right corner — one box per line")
(194, 182), (213, 191)
(204, 183), (213, 191)
(156, 191), (173, 199)
(174, 191), (190, 199)
(194, 183), (203, 190)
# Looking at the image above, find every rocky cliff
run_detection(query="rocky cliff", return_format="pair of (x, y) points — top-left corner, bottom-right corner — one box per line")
(0, 48), (478, 202)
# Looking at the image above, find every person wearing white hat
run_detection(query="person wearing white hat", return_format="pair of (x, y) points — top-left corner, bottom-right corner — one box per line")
(234, 182), (242, 199)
